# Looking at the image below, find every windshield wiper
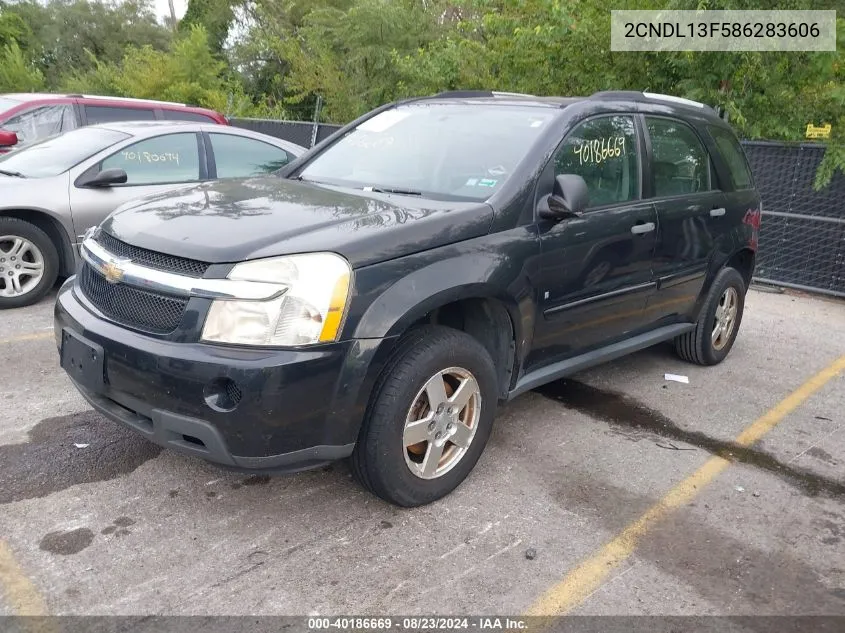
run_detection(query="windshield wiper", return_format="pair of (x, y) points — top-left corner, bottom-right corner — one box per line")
(0, 169), (25, 178)
(364, 186), (423, 196)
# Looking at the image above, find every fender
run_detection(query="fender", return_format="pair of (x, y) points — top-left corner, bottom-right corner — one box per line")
(693, 217), (757, 318)
(0, 207), (77, 276)
(350, 227), (541, 369)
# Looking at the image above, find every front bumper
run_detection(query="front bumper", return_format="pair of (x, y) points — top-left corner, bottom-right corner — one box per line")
(55, 279), (392, 473)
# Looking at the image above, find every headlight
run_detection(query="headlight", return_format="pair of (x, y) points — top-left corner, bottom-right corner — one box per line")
(201, 253), (351, 346)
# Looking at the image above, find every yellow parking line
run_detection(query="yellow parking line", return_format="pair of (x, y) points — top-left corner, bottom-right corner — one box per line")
(0, 331), (53, 345)
(0, 541), (48, 615)
(525, 354), (845, 616)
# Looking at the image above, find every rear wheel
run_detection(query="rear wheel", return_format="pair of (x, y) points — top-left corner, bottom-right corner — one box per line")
(351, 326), (498, 507)
(674, 267), (746, 365)
(0, 217), (59, 309)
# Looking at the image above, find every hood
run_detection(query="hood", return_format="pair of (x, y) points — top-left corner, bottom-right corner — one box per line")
(101, 177), (494, 268)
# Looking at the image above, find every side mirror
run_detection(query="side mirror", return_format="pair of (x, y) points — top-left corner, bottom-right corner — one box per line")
(79, 168), (128, 188)
(0, 129), (18, 148)
(540, 174), (589, 220)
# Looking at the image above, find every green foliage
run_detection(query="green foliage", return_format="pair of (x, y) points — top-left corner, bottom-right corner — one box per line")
(1, 0), (843, 183)
(180, 0), (234, 54)
(2, 0), (172, 88)
(63, 25), (249, 115)
(0, 40), (44, 92)
(0, 6), (32, 50)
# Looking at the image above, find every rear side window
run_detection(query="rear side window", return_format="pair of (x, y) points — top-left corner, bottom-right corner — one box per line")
(210, 133), (292, 178)
(162, 110), (218, 123)
(709, 126), (753, 190)
(85, 105), (156, 124)
(646, 117), (711, 197)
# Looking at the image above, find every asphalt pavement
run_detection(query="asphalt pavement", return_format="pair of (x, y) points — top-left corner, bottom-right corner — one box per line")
(0, 287), (843, 617)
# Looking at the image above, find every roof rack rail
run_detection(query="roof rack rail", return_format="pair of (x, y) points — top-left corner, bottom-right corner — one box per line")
(491, 91), (537, 98)
(589, 90), (711, 111)
(66, 94), (187, 107)
(431, 90), (538, 99)
(433, 90), (495, 99)
(642, 92), (707, 109)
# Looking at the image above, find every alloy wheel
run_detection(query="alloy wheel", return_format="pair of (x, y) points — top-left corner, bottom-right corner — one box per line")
(402, 367), (482, 480)
(0, 235), (45, 298)
(712, 286), (739, 351)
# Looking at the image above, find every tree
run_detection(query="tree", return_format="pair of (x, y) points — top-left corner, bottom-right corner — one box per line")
(64, 25), (251, 115)
(0, 40), (44, 92)
(4, 0), (172, 88)
(272, 0), (446, 121)
(180, 0), (234, 54)
(2, 0), (843, 185)
(0, 4), (32, 50)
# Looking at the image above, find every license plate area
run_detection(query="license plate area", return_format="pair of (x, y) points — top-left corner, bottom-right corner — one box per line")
(60, 329), (105, 392)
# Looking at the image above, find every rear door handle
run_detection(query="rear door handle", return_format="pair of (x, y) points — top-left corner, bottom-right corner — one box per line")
(710, 207), (726, 217)
(631, 222), (656, 235)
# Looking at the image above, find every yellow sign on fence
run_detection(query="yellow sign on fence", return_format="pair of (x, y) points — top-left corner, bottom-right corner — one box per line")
(805, 123), (832, 139)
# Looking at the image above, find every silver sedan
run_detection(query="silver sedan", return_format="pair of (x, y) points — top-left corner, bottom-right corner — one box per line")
(0, 121), (305, 307)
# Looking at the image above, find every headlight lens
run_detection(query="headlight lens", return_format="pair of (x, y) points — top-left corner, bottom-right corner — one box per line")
(201, 253), (351, 346)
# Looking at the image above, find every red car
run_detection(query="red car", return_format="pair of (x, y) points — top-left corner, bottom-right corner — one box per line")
(0, 93), (228, 152)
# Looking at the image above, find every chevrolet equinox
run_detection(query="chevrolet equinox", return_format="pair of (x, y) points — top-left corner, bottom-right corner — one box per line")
(55, 90), (761, 506)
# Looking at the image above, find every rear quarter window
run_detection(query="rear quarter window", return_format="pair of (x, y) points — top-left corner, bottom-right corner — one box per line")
(708, 126), (754, 190)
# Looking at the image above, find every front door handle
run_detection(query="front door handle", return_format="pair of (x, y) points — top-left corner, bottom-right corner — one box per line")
(710, 207), (726, 217)
(630, 222), (656, 235)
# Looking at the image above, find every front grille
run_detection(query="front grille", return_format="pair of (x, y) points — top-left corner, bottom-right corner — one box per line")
(95, 231), (210, 278)
(79, 264), (188, 334)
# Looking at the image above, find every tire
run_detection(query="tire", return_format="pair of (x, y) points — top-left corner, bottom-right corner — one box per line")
(674, 267), (746, 366)
(0, 217), (60, 309)
(351, 325), (498, 507)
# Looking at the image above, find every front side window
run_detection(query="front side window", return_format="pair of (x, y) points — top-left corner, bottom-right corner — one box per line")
(553, 115), (639, 208)
(100, 133), (200, 185)
(709, 125), (753, 190)
(210, 133), (292, 178)
(85, 105), (156, 124)
(0, 127), (128, 178)
(299, 104), (555, 201)
(646, 117), (711, 197)
(2, 105), (77, 145)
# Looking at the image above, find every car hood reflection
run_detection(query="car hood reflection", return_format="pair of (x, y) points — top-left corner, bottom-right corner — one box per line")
(102, 176), (494, 268)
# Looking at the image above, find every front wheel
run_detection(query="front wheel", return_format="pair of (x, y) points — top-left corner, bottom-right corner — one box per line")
(0, 217), (60, 309)
(674, 266), (746, 365)
(351, 326), (498, 507)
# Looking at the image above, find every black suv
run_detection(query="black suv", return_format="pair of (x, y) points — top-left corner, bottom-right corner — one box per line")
(55, 91), (761, 506)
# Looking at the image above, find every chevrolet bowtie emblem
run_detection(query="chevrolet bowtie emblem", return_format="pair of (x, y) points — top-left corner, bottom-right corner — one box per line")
(102, 258), (130, 284)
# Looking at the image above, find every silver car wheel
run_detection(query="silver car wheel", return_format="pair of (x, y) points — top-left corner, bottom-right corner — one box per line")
(403, 366), (482, 480)
(0, 235), (45, 298)
(711, 286), (739, 351)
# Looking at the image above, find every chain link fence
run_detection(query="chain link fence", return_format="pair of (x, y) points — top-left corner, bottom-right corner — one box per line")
(230, 119), (844, 298)
(229, 118), (341, 151)
(742, 141), (844, 297)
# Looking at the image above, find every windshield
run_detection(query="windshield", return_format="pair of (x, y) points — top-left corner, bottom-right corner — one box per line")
(0, 127), (129, 178)
(0, 97), (21, 116)
(300, 104), (554, 200)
